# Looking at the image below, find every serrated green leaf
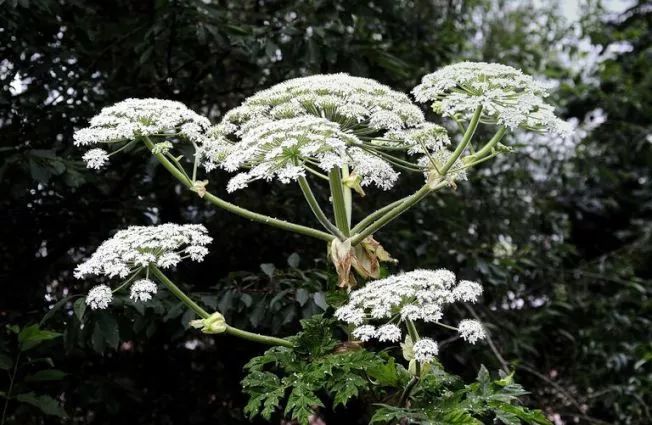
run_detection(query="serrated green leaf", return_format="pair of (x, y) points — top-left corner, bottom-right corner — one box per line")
(18, 324), (61, 351)
(367, 356), (400, 387)
(496, 409), (521, 425)
(330, 373), (367, 407)
(285, 383), (323, 424)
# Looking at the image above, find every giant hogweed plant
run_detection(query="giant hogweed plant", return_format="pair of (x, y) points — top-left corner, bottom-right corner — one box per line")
(72, 62), (569, 424)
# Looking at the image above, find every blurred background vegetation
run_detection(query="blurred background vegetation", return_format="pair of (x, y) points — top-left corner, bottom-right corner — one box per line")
(0, 0), (650, 423)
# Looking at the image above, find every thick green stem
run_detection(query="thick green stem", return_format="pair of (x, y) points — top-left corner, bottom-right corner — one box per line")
(150, 266), (209, 318)
(472, 126), (507, 159)
(399, 320), (422, 406)
(351, 196), (410, 234)
(298, 176), (345, 240)
(150, 266), (292, 348)
(328, 168), (350, 236)
(349, 181), (447, 246)
(142, 136), (334, 242)
(223, 325), (292, 347)
(440, 105), (483, 174)
(399, 376), (419, 407)
(349, 107), (485, 245)
(341, 165), (353, 227)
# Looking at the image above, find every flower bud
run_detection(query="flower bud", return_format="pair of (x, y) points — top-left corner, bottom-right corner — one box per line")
(190, 312), (227, 334)
(342, 172), (366, 197)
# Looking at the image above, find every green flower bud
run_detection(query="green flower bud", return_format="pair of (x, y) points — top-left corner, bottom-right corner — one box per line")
(190, 312), (227, 334)
(342, 172), (366, 197)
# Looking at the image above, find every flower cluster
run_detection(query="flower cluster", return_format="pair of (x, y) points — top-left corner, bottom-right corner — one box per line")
(199, 74), (458, 191)
(76, 223), (211, 309)
(74, 98), (211, 169)
(413, 338), (439, 363)
(130, 279), (158, 302)
(86, 285), (113, 310)
(212, 116), (399, 192)
(217, 73), (425, 135)
(76, 223), (211, 279)
(413, 62), (571, 135)
(335, 269), (486, 346)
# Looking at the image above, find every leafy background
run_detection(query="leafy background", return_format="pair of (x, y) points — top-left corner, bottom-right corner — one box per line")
(0, 0), (650, 424)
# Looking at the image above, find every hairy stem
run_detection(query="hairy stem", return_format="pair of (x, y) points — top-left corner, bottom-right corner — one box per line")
(142, 136), (334, 242)
(150, 266), (293, 348)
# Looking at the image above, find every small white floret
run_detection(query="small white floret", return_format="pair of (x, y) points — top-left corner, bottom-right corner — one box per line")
(452, 280), (483, 303)
(82, 148), (109, 169)
(376, 324), (402, 342)
(352, 325), (376, 342)
(458, 319), (486, 344)
(86, 285), (113, 310)
(413, 338), (439, 363)
(130, 279), (158, 302)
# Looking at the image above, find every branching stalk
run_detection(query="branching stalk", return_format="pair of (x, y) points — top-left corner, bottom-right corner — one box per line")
(298, 176), (346, 240)
(350, 181), (447, 246)
(150, 266), (293, 348)
(472, 126), (507, 159)
(142, 136), (334, 242)
(350, 197), (408, 234)
(440, 105), (483, 174)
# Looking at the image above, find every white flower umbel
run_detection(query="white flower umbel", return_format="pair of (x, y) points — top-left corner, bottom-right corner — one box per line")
(452, 280), (483, 302)
(458, 319), (486, 344)
(130, 279), (158, 302)
(336, 269), (485, 345)
(413, 337), (439, 363)
(352, 324), (377, 342)
(413, 62), (571, 135)
(215, 117), (356, 192)
(199, 74), (455, 191)
(75, 223), (212, 280)
(82, 148), (110, 169)
(207, 116), (419, 192)
(377, 324), (402, 342)
(218, 73), (424, 135)
(74, 98), (211, 168)
(384, 123), (451, 155)
(86, 285), (113, 310)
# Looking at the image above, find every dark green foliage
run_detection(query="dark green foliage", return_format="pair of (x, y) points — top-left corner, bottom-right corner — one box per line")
(242, 318), (549, 425)
(0, 324), (66, 420)
(242, 316), (395, 424)
(1, 0), (651, 424)
(371, 367), (550, 425)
